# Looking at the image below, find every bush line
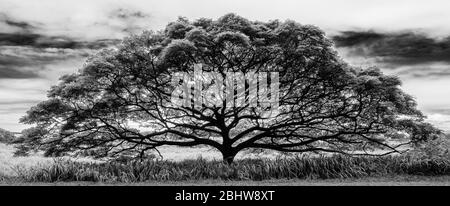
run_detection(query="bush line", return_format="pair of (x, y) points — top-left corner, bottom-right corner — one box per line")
(11, 155), (450, 182)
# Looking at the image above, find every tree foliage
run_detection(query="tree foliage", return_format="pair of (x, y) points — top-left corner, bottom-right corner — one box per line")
(0, 128), (15, 144)
(16, 14), (442, 163)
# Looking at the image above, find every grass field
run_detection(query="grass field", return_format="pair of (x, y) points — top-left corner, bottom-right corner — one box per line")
(2, 142), (450, 185)
(0, 143), (51, 177)
(0, 143), (277, 180)
(2, 176), (450, 186)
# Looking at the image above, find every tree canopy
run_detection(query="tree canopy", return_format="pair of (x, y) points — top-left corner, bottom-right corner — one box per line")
(16, 14), (441, 163)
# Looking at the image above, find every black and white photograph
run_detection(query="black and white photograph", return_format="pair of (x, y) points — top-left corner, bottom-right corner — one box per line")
(0, 0), (449, 202)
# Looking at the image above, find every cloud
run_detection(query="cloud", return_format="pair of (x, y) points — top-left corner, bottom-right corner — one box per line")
(0, 12), (123, 80)
(332, 31), (386, 47)
(0, 46), (91, 79)
(0, 14), (121, 80)
(0, 12), (38, 33)
(331, 31), (450, 133)
(0, 12), (122, 50)
(0, 7), (135, 131)
(0, 67), (39, 79)
(112, 8), (149, 20)
(1, 0), (450, 133)
(91, 7), (153, 35)
(388, 63), (450, 78)
(0, 78), (60, 131)
(332, 30), (450, 65)
(332, 30), (450, 80)
(0, 14), (36, 31)
(0, 32), (120, 49)
(425, 113), (450, 133)
(427, 109), (450, 116)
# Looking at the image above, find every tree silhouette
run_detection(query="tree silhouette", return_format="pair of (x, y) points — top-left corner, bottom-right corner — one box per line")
(16, 14), (441, 163)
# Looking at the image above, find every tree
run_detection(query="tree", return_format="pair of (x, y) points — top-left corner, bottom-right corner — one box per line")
(0, 128), (15, 144)
(16, 14), (441, 164)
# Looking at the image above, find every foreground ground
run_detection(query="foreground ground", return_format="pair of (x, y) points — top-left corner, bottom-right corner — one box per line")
(2, 143), (450, 186)
(1, 175), (450, 186)
(0, 143), (275, 177)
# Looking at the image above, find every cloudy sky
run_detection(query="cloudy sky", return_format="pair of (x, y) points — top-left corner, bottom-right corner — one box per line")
(1, 0), (450, 132)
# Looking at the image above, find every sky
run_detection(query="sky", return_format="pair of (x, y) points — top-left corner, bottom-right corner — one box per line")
(0, 0), (450, 132)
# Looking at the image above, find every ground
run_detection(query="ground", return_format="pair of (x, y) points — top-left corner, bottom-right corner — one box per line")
(2, 143), (450, 186)
(0, 143), (276, 177)
(2, 176), (450, 186)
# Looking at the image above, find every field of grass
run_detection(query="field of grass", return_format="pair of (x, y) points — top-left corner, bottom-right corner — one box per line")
(3, 175), (450, 186)
(2, 142), (450, 185)
(0, 143), (277, 181)
(0, 143), (51, 177)
(3, 152), (450, 184)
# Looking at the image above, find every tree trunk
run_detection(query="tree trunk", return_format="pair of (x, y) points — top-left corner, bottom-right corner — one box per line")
(221, 150), (236, 165)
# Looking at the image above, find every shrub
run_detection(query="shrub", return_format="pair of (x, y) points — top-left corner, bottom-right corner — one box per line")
(14, 155), (450, 183)
(0, 128), (15, 144)
(406, 134), (450, 160)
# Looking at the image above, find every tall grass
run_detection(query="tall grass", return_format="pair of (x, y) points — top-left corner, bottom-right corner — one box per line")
(13, 155), (450, 183)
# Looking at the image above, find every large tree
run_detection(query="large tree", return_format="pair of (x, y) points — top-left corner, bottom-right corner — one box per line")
(16, 14), (441, 163)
